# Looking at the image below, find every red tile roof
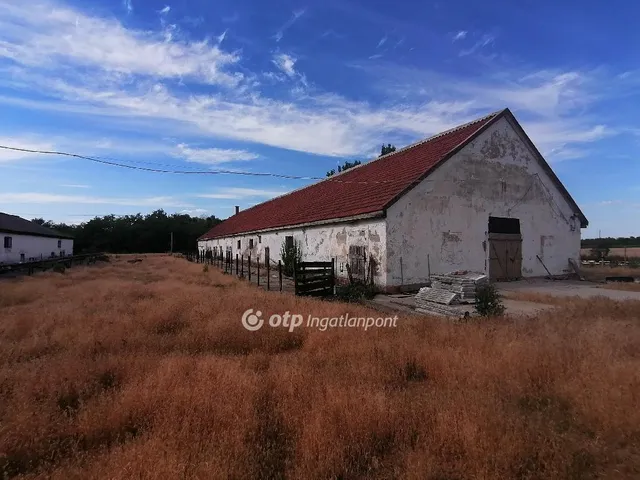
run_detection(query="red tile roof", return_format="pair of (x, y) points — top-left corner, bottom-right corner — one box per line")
(200, 110), (503, 240)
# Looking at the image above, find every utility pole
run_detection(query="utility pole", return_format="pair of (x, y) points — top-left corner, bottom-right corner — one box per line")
(170, 232), (173, 254)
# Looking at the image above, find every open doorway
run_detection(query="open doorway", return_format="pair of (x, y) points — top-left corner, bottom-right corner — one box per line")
(488, 216), (522, 281)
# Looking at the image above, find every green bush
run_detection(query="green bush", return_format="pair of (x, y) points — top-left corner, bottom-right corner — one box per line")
(280, 240), (302, 277)
(52, 263), (66, 274)
(475, 283), (505, 317)
(335, 282), (377, 303)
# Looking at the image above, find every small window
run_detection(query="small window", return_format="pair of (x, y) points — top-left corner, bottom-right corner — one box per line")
(237, 239), (241, 249)
(258, 235), (262, 244)
(3, 236), (12, 249)
(20, 253), (25, 262)
(57, 239), (62, 248)
(249, 239), (254, 249)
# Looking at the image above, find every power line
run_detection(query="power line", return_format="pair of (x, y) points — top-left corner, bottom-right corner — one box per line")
(0, 144), (393, 184)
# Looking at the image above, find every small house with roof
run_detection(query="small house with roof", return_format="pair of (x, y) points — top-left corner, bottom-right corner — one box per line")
(0, 213), (74, 264)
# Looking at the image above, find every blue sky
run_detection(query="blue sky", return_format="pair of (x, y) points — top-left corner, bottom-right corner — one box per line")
(0, 0), (638, 238)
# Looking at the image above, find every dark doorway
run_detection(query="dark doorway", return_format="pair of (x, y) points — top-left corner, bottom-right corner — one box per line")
(489, 216), (521, 234)
(285, 236), (294, 251)
(488, 216), (522, 281)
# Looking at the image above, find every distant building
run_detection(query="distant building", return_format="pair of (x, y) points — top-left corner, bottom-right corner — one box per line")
(0, 213), (74, 264)
(198, 108), (588, 289)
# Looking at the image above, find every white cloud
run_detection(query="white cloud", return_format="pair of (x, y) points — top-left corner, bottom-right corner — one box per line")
(198, 188), (287, 200)
(376, 35), (387, 48)
(453, 30), (467, 41)
(0, 1), (242, 87)
(0, 137), (56, 162)
(272, 53), (297, 77)
(0, 192), (192, 207)
(174, 144), (258, 165)
(217, 29), (228, 44)
(180, 208), (207, 215)
(459, 34), (495, 56)
(0, 0), (624, 163)
(274, 9), (305, 42)
(159, 5), (170, 15)
(123, 0), (133, 14)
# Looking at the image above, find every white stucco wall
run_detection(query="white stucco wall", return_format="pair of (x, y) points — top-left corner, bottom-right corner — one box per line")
(198, 218), (387, 285)
(0, 233), (74, 264)
(386, 116), (582, 286)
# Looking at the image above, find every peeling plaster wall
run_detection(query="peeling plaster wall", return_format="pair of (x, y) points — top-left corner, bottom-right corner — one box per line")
(386, 116), (582, 286)
(198, 219), (387, 285)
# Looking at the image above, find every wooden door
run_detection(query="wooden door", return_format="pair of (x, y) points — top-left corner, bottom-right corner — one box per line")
(489, 234), (522, 281)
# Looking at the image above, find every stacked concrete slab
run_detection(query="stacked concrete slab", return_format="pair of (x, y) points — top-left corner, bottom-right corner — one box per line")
(414, 271), (488, 317)
(430, 271), (489, 303)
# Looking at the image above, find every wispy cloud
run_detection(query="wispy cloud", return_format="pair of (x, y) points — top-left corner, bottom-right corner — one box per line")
(59, 184), (90, 189)
(180, 208), (207, 215)
(174, 144), (258, 165)
(376, 35), (387, 48)
(217, 29), (228, 44)
(0, 1), (243, 87)
(198, 188), (287, 200)
(272, 53), (297, 77)
(320, 30), (346, 40)
(0, 0), (626, 162)
(0, 192), (192, 207)
(159, 5), (170, 15)
(453, 30), (467, 41)
(123, 0), (133, 14)
(459, 34), (495, 56)
(0, 137), (55, 162)
(274, 9), (305, 42)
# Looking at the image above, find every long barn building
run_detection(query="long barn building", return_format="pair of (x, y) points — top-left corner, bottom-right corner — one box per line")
(198, 108), (588, 289)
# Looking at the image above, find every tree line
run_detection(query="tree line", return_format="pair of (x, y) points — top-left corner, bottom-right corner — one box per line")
(33, 210), (221, 254)
(581, 237), (640, 248)
(35, 142), (402, 254)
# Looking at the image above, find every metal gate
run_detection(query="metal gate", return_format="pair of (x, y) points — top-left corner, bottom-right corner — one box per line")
(489, 233), (522, 281)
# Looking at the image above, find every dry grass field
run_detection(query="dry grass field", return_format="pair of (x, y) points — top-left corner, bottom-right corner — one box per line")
(1, 256), (640, 479)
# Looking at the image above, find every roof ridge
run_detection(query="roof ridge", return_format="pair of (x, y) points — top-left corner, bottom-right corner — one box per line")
(199, 109), (505, 240)
(308, 108), (505, 183)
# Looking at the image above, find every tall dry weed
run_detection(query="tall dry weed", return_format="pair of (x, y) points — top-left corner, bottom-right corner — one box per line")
(1, 255), (639, 479)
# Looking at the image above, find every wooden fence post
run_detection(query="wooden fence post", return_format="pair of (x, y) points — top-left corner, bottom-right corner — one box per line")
(267, 260), (270, 290)
(279, 260), (282, 291)
(236, 254), (239, 275)
(257, 257), (260, 286)
(293, 259), (298, 295)
(332, 257), (336, 294)
(248, 254), (252, 282)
